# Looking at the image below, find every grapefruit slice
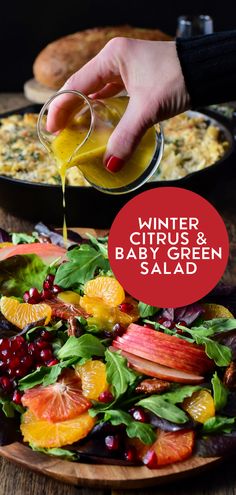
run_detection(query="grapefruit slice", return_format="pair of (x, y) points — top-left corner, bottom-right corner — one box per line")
(0, 296), (52, 329)
(21, 410), (95, 448)
(21, 369), (91, 422)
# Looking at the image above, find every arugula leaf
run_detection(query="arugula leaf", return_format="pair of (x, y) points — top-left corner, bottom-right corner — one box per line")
(0, 254), (48, 297)
(211, 372), (228, 411)
(177, 326), (232, 366)
(138, 302), (159, 318)
(30, 444), (76, 460)
(104, 409), (155, 444)
(86, 233), (108, 258)
(11, 232), (39, 245)
(105, 349), (138, 399)
(191, 318), (236, 335)
(136, 396), (189, 424)
(57, 334), (105, 361)
(18, 358), (77, 390)
(161, 385), (202, 404)
(202, 416), (235, 434)
(54, 244), (109, 289)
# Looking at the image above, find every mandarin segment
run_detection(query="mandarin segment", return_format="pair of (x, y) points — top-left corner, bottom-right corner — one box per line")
(183, 389), (215, 423)
(84, 276), (125, 307)
(0, 296), (51, 330)
(22, 369), (91, 422)
(80, 295), (139, 330)
(21, 410), (95, 448)
(76, 360), (108, 400)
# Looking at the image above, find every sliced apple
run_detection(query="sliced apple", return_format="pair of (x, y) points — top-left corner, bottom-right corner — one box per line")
(112, 323), (214, 375)
(109, 347), (204, 384)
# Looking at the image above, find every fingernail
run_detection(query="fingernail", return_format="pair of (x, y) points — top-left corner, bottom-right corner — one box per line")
(105, 156), (125, 173)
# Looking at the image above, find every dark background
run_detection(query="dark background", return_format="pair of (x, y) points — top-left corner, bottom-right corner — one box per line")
(1, 0), (236, 91)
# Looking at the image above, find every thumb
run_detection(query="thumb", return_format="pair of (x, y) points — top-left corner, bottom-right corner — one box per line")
(104, 97), (150, 173)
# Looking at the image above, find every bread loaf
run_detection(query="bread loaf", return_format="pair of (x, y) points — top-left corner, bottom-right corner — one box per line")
(33, 25), (172, 89)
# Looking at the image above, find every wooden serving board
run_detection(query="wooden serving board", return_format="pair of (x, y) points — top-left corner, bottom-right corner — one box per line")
(0, 227), (223, 488)
(0, 442), (221, 489)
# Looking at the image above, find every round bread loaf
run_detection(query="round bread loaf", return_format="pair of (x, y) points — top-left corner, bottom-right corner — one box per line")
(33, 25), (172, 89)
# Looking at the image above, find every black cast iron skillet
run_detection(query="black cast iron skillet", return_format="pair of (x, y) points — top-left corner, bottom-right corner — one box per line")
(0, 104), (235, 228)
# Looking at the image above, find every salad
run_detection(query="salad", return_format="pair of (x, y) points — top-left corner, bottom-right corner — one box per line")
(0, 225), (236, 469)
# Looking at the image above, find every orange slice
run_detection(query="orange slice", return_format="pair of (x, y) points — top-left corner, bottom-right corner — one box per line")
(21, 410), (95, 448)
(0, 242), (13, 248)
(203, 303), (234, 320)
(76, 360), (108, 400)
(0, 296), (52, 330)
(80, 295), (139, 330)
(183, 389), (215, 423)
(84, 276), (125, 307)
(22, 369), (91, 422)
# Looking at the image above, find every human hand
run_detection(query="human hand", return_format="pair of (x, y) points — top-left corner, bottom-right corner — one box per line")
(47, 38), (190, 172)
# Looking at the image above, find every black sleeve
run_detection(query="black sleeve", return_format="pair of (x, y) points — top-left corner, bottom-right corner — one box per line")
(176, 31), (236, 107)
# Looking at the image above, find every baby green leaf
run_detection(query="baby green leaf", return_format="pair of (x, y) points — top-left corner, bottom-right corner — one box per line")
(211, 372), (228, 411)
(138, 302), (159, 318)
(0, 254), (47, 297)
(202, 416), (235, 434)
(57, 335), (105, 360)
(136, 396), (189, 424)
(104, 409), (155, 444)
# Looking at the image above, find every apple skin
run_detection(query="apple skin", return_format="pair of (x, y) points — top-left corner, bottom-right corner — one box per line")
(112, 323), (214, 375)
(109, 346), (205, 384)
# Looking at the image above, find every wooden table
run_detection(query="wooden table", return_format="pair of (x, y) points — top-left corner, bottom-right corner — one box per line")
(0, 93), (236, 495)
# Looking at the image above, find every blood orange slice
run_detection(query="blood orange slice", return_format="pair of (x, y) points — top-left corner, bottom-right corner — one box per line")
(0, 243), (66, 264)
(22, 369), (91, 422)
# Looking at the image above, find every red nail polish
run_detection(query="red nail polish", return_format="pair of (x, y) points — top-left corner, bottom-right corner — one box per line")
(105, 156), (125, 173)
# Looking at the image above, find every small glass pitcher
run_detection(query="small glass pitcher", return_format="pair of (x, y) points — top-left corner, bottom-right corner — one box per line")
(37, 90), (164, 194)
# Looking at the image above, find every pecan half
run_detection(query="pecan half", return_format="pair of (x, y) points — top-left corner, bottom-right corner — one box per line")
(223, 362), (236, 389)
(135, 378), (171, 395)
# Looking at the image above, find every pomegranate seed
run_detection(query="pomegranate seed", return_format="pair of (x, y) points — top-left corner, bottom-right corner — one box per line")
(41, 289), (53, 300)
(1, 349), (11, 361)
(157, 317), (166, 325)
(98, 390), (114, 403)
(15, 367), (27, 378)
(11, 335), (25, 351)
(28, 342), (37, 355)
(36, 338), (50, 350)
(129, 407), (148, 423)
(29, 287), (41, 302)
(0, 360), (6, 371)
(40, 349), (53, 362)
(143, 449), (158, 469)
(119, 303), (134, 313)
(40, 330), (53, 341)
(46, 274), (55, 287)
(20, 355), (33, 369)
(112, 323), (126, 338)
(23, 291), (30, 303)
(43, 280), (51, 290)
(0, 339), (11, 352)
(47, 359), (59, 366)
(144, 323), (154, 329)
(124, 446), (137, 462)
(105, 435), (120, 451)
(0, 375), (12, 392)
(12, 389), (22, 405)
(52, 284), (62, 294)
(7, 356), (21, 371)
